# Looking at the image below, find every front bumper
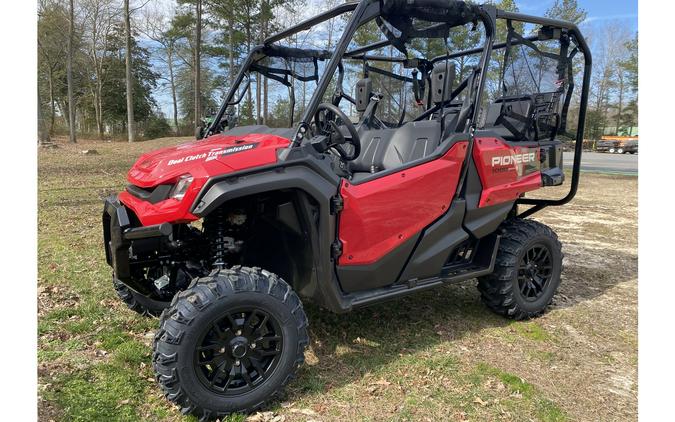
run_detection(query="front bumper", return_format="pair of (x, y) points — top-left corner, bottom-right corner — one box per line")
(102, 195), (172, 295)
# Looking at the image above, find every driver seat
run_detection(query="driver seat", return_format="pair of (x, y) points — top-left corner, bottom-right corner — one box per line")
(348, 70), (448, 179)
(349, 78), (389, 175)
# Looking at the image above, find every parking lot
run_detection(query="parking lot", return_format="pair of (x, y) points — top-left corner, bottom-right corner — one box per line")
(563, 151), (638, 176)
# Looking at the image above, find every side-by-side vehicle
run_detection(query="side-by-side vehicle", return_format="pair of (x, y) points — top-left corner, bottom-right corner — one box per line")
(102, 0), (591, 418)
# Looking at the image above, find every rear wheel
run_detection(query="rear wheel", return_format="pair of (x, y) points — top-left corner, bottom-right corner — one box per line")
(608, 147), (616, 153)
(153, 267), (308, 420)
(617, 148), (625, 154)
(477, 219), (562, 320)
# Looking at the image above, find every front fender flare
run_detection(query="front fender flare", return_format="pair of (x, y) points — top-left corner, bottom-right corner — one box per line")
(191, 164), (338, 217)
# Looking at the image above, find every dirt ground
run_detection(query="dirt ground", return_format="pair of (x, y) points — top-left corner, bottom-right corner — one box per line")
(37, 137), (637, 421)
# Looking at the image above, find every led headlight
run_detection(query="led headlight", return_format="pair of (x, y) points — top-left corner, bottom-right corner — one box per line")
(169, 174), (194, 200)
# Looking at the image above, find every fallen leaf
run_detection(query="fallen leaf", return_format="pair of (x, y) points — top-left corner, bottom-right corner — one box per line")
(473, 396), (489, 406)
(246, 411), (281, 422)
(290, 408), (318, 417)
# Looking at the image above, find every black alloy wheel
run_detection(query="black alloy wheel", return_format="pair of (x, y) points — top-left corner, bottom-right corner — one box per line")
(194, 308), (283, 395)
(517, 245), (553, 302)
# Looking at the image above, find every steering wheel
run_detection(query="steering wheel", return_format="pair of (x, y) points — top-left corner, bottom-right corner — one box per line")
(313, 103), (361, 161)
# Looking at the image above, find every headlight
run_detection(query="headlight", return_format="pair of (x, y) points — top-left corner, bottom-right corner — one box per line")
(169, 174), (194, 200)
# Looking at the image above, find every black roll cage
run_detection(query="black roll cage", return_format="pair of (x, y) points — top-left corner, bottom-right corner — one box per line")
(207, 0), (592, 218)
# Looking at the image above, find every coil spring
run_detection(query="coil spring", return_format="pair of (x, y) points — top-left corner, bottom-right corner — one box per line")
(206, 207), (227, 269)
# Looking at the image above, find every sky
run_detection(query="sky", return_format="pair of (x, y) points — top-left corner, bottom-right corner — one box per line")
(518, 0), (637, 29)
(151, 0), (639, 119)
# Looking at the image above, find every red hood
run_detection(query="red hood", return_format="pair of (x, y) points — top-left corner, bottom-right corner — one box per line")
(128, 133), (290, 188)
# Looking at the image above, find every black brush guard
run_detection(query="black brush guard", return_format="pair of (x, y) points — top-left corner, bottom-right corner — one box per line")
(102, 195), (172, 296)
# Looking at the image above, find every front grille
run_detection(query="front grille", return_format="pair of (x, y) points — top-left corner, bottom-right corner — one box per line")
(126, 184), (173, 204)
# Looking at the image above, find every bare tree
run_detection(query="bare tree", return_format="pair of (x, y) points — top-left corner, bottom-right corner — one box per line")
(81, 0), (119, 139)
(67, 0), (77, 143)
(141, 3), (180, 133)
(124, 0), (136, 142)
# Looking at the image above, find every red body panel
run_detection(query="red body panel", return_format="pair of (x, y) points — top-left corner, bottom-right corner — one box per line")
(472, 137), (542, 208)
(338, 142), (468, 266)
(119, 133), (290, 226)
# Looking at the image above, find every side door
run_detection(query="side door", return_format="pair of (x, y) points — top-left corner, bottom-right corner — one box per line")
(335, 138), (468, 293)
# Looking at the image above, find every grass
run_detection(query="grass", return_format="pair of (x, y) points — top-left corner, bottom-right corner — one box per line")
(38, 137), (638, 421)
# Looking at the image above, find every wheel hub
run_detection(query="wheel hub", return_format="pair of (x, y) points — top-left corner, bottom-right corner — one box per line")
(230, 338), (249, 358)
(517, 244), (553, 301)
(194, 308), (283, 395)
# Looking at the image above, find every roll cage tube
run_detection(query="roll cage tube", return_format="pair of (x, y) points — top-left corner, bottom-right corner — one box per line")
(293, 0), (494, 148)
(206, 2), (361, 138)
(290, 0), (381, 148)
(205, 1), (591, 219)
(206, 47), (261, 138)
(495, 11), (592, 218)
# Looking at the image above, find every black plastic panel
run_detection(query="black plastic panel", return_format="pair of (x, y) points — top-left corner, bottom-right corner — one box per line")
(398, 200), (469, 282)
(336, 234), (420, 293)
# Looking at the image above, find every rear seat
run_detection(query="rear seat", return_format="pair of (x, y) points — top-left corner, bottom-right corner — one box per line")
(482, 95), (534, 142)
(482, 92), (562, 142)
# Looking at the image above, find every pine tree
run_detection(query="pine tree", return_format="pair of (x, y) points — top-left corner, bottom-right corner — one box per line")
(545, 0), (587, 24)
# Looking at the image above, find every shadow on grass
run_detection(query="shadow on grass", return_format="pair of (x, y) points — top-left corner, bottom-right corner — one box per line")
(284, 247), (637, 401)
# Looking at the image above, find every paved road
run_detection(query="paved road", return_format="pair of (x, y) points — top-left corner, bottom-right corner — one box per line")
(563, 151), (638, 175)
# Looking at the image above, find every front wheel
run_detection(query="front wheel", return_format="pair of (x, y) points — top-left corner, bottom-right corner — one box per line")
(153, 267), (309, 420)
(113, 277), (170, 317)
(477, 219), (563, 320)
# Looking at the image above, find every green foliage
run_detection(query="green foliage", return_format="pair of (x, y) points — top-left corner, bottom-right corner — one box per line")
(99, 25), (160, 127)
(545, 0), (588, 24)
(175, 64), (219, 124)
(142, 113), (173, 139)
(620, 34), (638, 94)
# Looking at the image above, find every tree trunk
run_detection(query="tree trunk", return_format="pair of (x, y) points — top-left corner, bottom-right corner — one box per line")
(48, 66), (56, 135)
(97, 82), (104, 138)
(167, 46), (179, 135)
(194, 0), (202, 132)
(256, 75), (262, 124)
(92, 74), (104, 139)
(38, 92), (50, 145)
(124, 0), (136, 142)
(263, 76), (268, 125)
(261, 0), (269, 124)
(245, 23), (253, 122)
(616, 73), (624, 133)
(228, 19), (235, 88)
(67, 0), (76, 143)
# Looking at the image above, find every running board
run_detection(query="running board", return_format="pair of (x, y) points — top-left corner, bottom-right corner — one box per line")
(347, 234), (500, 309)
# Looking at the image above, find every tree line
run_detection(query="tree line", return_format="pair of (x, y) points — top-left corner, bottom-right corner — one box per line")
(37, 0), (638, 143)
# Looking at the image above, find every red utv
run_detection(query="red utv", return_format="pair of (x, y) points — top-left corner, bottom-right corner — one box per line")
(102, 0), (591, 418)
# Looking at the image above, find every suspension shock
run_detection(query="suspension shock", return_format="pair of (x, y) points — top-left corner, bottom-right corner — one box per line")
(204, 207), (244, 269)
